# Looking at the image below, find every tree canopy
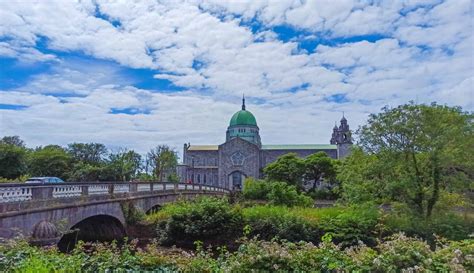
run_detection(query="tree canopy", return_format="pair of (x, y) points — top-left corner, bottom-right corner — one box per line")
(263, 153), (305, 189)
(147, 145), (178, 182)
(341, 102), (473, 217)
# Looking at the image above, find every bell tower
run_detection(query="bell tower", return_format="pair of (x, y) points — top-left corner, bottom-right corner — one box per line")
(330, 114), (352, 158)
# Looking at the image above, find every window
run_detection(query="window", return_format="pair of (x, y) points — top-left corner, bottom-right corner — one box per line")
(197, 174), (201, 183)
(204, 174), (207, 184)
(231, 151), (245, 165)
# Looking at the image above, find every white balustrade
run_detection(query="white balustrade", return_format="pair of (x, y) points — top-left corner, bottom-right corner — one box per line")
(114, 184), (130, 193)
(88, 185), (109, 195)
(137, 184), (151, 192)
(0, 187), (32, 203)
(0, 182), (226, 204)
(53, 186), (81, 198)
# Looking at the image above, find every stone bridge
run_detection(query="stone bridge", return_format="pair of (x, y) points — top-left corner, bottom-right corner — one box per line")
(0, 182), (229, 249)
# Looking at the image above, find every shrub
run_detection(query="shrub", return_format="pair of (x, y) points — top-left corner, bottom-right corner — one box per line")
(267, 181), (313, 207)
(154, 197), (243, 246)
(242, 177), (271, 200)
(384, 210), (474, 243)
(317, 204), (380, 247)
(243, 178), (313, 207)
(307, 187), (340, 200)
(1, 234), (473, 272)
(242, 206), (320, 243)
(242, 205), (380, 246)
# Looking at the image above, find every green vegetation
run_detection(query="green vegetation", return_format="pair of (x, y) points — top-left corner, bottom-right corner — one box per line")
(243, 178), (313, 207)
(147, 197), (473, 247)
(1, 233), (472, 272)
(149, 197), (243, 246)
(342, 102), (473, 217)
(0, 137), (179, 182)
(263, 151), (338, 192)
(1, 102), (472, 271)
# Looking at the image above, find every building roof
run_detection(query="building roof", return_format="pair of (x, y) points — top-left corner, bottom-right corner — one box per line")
(229, 95), (257, 127)
(187, 145), (219, 151)
(229, 110), (257, 127)
(262, 144), (337, 150)
(187, 144), (337, 151)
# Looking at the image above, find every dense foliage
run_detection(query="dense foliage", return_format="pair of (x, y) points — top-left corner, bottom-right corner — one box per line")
(263, 151), (338, 191)
(1, 234), (472, 272)
(345, 103), (473, 217)
(147, 197), (473, 248)
(150, 197), (243, 246)
(242, 178), (313, 207)
(0, 136), (179, 182)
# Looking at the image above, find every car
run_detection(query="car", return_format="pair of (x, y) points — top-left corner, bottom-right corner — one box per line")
(25, 177), (65, 184)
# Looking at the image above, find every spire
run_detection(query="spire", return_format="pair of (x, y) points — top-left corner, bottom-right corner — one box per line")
(242, 94), (246, 110)
(341, 111), (347, 122)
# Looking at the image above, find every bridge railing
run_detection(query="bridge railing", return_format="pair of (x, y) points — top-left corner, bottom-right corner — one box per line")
(0, 182), (229, 204)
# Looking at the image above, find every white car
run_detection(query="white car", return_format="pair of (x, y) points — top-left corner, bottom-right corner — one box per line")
(25, 177), (64, 184)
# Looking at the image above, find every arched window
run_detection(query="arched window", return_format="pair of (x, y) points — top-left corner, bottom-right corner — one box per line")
(197, 174), (201, 183)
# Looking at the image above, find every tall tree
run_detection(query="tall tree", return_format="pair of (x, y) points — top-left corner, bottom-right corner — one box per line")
(355, 102), (473, 217)
(67, 143), (107, 165)
(0, 136), (25, 148)
(0, 141), (28, 179)
(28, 145), (72, 180)
(304, 152), (337, 190)
(105, 149), (142, 181)
(263, 153), (305, 189)
(147, 145), (178, 182)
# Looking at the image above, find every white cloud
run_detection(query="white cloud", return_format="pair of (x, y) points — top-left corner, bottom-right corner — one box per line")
(0, 0), (472, 156)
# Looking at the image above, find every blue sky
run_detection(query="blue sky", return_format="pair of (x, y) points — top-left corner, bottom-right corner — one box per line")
(0, 0), (472, 154)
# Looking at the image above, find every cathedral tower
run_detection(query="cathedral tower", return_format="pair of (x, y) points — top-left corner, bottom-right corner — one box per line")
(226, 96), (261, 147)
(330, 114), (352, 158)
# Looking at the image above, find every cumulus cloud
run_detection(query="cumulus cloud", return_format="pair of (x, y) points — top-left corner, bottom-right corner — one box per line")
(0, 0), (472, 155)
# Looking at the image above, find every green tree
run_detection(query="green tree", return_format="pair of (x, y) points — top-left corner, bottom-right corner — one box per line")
(67, 143), (107, 165)
(0, 140), (28, 179)
(104, 149), (142, 181)
(147, 145), (178, 182)
(263, 153), (305, 189)
(67, 162), (104, 182)
(351, 102), (473, 217)
(0, 136), (25, 147)
(28, 145), (72, 180)
(304, 152), (337, 190)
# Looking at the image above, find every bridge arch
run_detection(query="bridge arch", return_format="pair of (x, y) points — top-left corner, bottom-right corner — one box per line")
(58, 214), (126, 252)
(146, 204), (162, 215)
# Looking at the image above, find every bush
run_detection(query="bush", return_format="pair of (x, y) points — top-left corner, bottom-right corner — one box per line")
(1, 234), (472, 272)
(242, 205), (380, 246)
(153, 197), (243, 246)
(242, 206), (321, 243)
(384, 210), (474, 243)
(243, 178), (313, 207)
(307, 187), (340, 200)
(242, 177), (271, 200)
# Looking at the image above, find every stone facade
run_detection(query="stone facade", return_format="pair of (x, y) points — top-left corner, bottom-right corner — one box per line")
(178, 100), (352, 189)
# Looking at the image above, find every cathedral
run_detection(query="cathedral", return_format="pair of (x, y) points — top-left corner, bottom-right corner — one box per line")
(177, 97), (352, 189)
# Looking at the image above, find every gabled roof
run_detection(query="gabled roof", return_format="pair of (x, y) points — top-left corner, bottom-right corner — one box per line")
(262, 144), (337, 150)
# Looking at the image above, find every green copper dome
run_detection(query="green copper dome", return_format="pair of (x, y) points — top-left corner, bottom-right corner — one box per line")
(229, 96), (257, 126)
(229, 110), (257, 126)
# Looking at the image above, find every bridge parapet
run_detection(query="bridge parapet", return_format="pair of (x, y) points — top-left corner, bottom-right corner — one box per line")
(0, 182), (229, 215)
